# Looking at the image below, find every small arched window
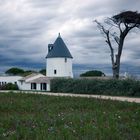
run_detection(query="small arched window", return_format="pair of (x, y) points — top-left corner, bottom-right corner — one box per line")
(54, 69), (57, 74)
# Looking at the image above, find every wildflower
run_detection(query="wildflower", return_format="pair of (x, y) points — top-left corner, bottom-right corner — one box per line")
(48, 127), (54, 133)
(61, 112), (64, 115)
(64, 124), (69, 128)
(32, 125), (36, 128)
(3, 130), (16, 137)
(3, 133), (6, 137)
(72, 129), (76, 133)
(118, 116), (121, 119)
(61, 117), (64, 120)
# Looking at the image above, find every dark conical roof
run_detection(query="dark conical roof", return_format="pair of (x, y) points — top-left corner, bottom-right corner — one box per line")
(46, 34), (73, 58)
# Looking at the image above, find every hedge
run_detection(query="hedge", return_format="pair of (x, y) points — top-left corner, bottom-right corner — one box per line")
(51, 78), (140, 97)
(0, 83), (18, 90)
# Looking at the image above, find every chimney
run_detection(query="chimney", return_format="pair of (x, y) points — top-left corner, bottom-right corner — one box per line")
(58, 33), (61, 37)
(48, 44), (53, 52)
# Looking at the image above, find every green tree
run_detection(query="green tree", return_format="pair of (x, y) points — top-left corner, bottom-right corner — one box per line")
(80, 70), (105, 77)
(5, 68), (38, 76)
(95, 11), (140, 78)
(23, 70), (37, 76)
(39, 69), (46, 75)
(5, 67), (25, 75)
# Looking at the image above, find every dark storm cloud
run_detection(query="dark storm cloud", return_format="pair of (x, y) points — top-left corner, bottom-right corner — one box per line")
(0, 0), (140, 76)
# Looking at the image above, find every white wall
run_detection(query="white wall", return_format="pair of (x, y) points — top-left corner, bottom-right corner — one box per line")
(18, 82), (50, 91)
(18, 82), (31, 90)
(0, 76), (22, 85)
(18, 74), (45, 90)
(46, 58), (73, 78)
(0, 74), (51, 91)
(36, 83), (50, 91)
(47, 83), (50, 91)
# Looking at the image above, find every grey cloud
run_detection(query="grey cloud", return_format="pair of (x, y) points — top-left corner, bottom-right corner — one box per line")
(28, 0), (62, 7)
(0, 0), (140, 76)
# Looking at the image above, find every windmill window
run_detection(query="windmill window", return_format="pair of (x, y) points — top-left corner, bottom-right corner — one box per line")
(65, 58), (67, 63)
(54, 69), (57, 74)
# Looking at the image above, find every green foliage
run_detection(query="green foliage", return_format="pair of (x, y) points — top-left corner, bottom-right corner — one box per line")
(80, 70), (105, 77)
(113, 11), (140, 24)
(5, 68), (25, 75)
(5, 67), (38, 76)
(51, 78), (140, 96)
(39, 69), (46, 75)
(0, 83), (18, 90)
(5, 67), (47, 76)
(0, 92), (140, 139)
(23, 70), (37, 76)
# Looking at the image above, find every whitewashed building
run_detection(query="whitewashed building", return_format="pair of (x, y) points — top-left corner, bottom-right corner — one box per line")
(0, 76), (22, 86)
(0, 34), (73, 91)
(46, 33), (73, 78)
(18, 73), (46, 91)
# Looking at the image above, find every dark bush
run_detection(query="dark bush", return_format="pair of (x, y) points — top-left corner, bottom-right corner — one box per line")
(80, 70), (105, 77)
(51, 78), (140, 97)
(0, 83), (18, 90)
(5, 67), (25, 75)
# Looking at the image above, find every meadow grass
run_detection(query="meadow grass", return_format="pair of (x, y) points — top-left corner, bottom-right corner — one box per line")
(0, 92), (140, 140)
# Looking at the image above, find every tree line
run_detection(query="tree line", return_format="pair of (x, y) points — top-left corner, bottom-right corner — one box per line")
(5, 67), (105, 77)
(5, 67), (46, 76)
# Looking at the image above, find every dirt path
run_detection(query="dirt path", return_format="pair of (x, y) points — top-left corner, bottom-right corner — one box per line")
(0, 90), (140, 103)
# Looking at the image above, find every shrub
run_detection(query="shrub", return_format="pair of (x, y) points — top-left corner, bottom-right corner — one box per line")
(0, 83), (18, 90)
(5, 67), (25, 75)
(51, 78), (140, 97)
(80, 70), (105, 77)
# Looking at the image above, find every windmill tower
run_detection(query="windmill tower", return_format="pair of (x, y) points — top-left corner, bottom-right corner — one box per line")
(46, 33), (73, 78)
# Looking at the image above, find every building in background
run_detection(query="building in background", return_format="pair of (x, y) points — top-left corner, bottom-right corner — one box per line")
(46, 33), (73, 78)
(0, 34), (73, 91)
(0, 76), (22, 86)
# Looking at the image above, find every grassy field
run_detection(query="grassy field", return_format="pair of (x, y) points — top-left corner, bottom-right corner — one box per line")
(0, 92), (140, 140)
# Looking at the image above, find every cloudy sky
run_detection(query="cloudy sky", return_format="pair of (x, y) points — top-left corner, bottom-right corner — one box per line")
(0, 0), (140, 76)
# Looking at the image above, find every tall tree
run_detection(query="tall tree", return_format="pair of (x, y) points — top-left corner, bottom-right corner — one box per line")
(95, 11), (140, 78)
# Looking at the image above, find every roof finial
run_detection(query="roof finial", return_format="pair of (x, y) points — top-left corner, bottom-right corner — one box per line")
(58, 33), (61, 37)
